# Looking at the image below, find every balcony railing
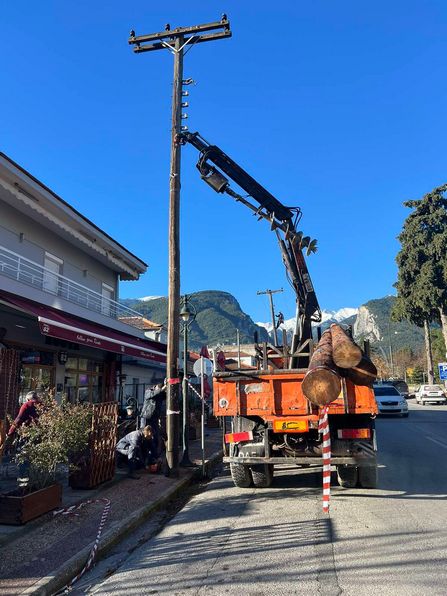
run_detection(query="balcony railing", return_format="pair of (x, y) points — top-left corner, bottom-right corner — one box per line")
(0, 245), (147, 330)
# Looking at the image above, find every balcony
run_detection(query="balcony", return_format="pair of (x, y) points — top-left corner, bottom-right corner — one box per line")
(0, 245), (146, 330)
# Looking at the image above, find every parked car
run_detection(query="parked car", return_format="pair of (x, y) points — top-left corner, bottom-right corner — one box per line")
(391, 379), (410, 399)
(373, 385), (409, 417)
(414, 385), (447, 405)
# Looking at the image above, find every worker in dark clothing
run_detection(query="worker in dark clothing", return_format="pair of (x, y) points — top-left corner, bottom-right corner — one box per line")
(140, 382), (167, 458)
(116, 425), (155, 479)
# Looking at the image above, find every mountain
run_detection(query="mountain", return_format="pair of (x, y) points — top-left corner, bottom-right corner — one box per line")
(257, 307), (358, 340)
(121, 290), (269, 349)
(122, 290), (426, 355)
(257, 297), (427, 355)
(353, 295), (424, 354)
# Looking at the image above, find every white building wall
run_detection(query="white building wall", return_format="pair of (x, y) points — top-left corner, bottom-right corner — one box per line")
(0, 201), (117, 293)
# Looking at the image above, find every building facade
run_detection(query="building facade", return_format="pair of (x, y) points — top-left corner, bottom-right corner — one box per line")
(0, 151), (166, 422)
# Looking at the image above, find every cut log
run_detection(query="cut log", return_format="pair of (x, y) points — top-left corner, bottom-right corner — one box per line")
(302, 330), (341, 406)
(345, 355), (377, 387)
(330, 324), (362, 369)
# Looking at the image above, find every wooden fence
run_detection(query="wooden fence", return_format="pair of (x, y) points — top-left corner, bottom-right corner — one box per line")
(69, 401), (118, 489)
(0, 348), (19, 421)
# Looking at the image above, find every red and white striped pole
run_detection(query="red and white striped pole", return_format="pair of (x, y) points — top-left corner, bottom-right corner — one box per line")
(318, 406), (331, 513)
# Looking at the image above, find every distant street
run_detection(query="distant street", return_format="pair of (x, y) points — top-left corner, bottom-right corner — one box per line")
(82, 402), (447, 596)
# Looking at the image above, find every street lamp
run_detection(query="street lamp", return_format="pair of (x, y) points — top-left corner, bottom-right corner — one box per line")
(180, 295), (196, 467)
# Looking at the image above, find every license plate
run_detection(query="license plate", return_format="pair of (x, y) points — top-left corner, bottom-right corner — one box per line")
(273, 419), (309, 433)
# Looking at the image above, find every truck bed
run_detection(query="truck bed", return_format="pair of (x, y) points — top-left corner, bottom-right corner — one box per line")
(213, 369), (378, 419)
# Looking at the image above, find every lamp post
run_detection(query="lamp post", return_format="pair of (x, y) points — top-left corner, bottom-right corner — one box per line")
(180, 295), (196, 467)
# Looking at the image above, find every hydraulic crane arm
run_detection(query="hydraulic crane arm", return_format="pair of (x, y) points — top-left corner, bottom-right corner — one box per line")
(179, 131), (322, 361)
(180, 132), (295, 226)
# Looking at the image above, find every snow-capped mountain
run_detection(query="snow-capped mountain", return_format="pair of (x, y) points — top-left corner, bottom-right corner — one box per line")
(139, 296), (163, 302)
(320, 307), (358, 324)
(256, 307), (358, 339)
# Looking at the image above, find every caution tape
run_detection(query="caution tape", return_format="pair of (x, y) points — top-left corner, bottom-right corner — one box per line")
(187, 380), (205, 401)
(318, 407), (331, 514)
(53, 498), (111, 593)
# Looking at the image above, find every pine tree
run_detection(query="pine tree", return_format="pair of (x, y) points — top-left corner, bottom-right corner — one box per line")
(409, 365), (424, 385)
(393, 183), (447, 383)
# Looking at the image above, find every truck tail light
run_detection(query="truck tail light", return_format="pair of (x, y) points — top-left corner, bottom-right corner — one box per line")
(337, 428), (371, 439)
(225, 431), (253, 444)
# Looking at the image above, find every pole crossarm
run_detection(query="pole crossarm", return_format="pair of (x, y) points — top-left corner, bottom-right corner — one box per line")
(257, 289), (284, 296)
(129, 19), (231, 53)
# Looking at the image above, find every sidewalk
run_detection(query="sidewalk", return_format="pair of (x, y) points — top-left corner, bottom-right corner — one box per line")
(0, 427), (223, 596)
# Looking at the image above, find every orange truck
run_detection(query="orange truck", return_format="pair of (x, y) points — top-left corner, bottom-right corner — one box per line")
(213, 370), (378, 489)
(182, 130), (379, 489)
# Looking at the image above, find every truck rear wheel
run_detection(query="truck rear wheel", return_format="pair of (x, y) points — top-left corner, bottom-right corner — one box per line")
(358, 465), (378, 488)
(337, 465), (358, 488)
(250, 464), (274, 488)
(230, 463), (252, 488)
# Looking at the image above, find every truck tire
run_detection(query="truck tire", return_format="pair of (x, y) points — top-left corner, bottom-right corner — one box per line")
(358, 465), (378, 488)
(337, 465), (358, 488)
(230, 463), (252, 488)
(250, 464), (274, 488)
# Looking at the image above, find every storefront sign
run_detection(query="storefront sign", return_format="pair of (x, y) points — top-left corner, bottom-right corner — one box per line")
(39, 318), (166, 364)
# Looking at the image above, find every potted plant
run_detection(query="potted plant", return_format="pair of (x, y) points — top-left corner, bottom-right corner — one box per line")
(0, 391), (91, 525)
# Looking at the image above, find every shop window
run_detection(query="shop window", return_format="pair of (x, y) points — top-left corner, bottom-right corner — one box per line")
(43, 252), (63, 295)
(19, 350), (55, 402)
(65, 356), (103, 404)
(20, 350), (55, 367)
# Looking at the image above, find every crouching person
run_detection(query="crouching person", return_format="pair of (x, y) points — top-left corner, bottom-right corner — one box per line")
(116, 425), (155, 479)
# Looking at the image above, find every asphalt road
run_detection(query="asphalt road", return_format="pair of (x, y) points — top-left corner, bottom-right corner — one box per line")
(83, 401), (447, 596)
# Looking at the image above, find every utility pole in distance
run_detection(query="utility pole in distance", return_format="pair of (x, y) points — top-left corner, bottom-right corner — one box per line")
(257, 288), (284, 346)
(128, 17), (231, 477)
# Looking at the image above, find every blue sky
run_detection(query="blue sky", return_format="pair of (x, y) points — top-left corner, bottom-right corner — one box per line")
(2, 2), (446, 322)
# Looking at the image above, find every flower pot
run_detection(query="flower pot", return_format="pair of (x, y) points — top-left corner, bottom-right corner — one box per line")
(0, 483), (62, 525)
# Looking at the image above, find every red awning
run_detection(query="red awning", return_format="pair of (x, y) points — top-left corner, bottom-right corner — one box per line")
(0, 290), (166, 364)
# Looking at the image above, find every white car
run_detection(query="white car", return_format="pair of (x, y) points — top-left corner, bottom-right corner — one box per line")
(373, 385), (409, 417)
(415, 385), (446, 405)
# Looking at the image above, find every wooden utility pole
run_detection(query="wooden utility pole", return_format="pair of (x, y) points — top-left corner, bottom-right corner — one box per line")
(236, 328), (241, 369)
(257, 288), (283, 346)
(129, 18), (231, 476)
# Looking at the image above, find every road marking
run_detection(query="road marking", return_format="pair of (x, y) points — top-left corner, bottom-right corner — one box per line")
(424, 435), (447, 449)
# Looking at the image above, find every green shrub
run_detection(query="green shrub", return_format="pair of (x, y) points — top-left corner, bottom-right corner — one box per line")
(14, 391), (92, 490)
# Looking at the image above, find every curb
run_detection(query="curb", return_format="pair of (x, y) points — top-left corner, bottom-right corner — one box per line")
(21, 450), (223, 596)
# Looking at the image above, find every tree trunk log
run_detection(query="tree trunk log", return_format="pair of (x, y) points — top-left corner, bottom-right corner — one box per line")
(344, 355), (377, 386)
(330, 324), (362, 368)
(424, 319), (435, 384)
(302, 330), (341, 406)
